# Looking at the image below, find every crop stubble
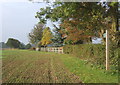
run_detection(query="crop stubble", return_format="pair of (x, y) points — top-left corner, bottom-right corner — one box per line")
(2, 50), (82, 83)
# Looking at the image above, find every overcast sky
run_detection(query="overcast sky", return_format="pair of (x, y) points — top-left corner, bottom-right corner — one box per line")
(0, 1), (51, 44)
(0, 1), (102, 44)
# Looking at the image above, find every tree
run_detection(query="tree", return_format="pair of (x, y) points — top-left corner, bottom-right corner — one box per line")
(51, 25), (64, 46)
(25, 43), (32, 49)
(96, 2), (119, 45)
(28, 23), (44, 44)
(60, 20), (92, 44)
(40, 27), (53, 46)
(19, 43), (25, 49)
(6, 38), (21, 48)
(106, 2), (119, 47)
(0, 42), (9, 48)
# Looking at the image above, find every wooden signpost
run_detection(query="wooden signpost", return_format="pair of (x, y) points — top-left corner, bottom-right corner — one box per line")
(106, 30), (109, 70)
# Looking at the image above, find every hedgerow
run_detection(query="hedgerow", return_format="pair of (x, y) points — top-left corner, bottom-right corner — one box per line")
(63, 44), (119, 74)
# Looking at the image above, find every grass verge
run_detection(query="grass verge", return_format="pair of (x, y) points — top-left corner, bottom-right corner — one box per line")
(60, 54), (118, 83)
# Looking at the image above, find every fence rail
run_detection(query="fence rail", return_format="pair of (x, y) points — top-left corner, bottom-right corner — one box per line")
(37, 47), (63, 54)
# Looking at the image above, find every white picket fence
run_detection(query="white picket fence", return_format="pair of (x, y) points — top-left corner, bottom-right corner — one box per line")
(38, 47), (63, 54)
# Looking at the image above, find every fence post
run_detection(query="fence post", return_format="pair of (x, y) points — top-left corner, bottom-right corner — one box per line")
(58, 47), (60, 53)
(62, 47), (63, 54)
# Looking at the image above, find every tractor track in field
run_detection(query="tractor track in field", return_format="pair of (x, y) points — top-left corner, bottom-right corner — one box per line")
(51, 56), (82, 83)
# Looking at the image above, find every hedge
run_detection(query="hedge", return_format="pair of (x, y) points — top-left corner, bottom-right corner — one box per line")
(63, 44), (119, 73)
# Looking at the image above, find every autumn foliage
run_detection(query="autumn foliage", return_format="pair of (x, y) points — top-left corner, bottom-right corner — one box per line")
(60, 20), (92, 44)
(40, 27), (53, 46)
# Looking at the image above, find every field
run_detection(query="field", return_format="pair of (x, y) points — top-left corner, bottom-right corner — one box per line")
(2, 50), (118, 83)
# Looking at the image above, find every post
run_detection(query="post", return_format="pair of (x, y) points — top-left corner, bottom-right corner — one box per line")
(106, 30), (109, 70)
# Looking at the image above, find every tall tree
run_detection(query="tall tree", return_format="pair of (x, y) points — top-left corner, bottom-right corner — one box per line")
(51, 25), (64, 46)
(40, 27), (53, 46)
(28, 23), (44, 44)
(106, 2), (119, 47)
(6, 38), (21, 48)
(97, 2), (119, 45)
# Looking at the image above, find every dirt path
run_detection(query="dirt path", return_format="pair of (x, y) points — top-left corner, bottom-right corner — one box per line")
(2, 50), (82, 83)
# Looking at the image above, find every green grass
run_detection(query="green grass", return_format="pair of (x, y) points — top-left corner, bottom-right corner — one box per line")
(2, 49), (118, 83)
(60, 54), (118, 83)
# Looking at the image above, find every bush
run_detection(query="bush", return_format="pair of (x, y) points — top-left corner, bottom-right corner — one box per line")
(63, 44), (119, 73)
(30, 47), (36, 50)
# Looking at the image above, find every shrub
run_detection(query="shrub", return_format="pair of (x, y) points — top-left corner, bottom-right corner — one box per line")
(30, 47), (36, 50)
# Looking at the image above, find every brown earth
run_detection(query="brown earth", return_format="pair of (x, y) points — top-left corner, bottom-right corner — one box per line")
(2, 50), (82, 83)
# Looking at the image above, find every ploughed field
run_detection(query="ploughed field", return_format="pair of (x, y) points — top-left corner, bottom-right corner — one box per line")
(2, 50), (81, 83)
(2, 50), (118, 83)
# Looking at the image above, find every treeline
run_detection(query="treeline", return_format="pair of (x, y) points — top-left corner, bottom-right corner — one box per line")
(1, 38), (32, 49)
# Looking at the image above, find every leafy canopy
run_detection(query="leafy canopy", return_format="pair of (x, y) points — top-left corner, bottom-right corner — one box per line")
(36, 2), (119, 45)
